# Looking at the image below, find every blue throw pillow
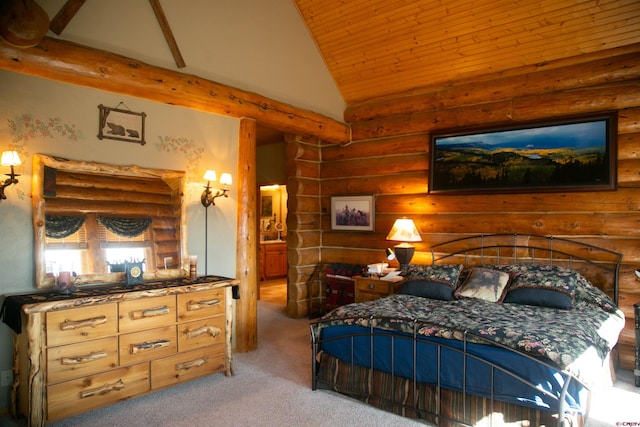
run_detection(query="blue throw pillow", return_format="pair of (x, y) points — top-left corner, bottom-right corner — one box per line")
(399, 279), (456, 301)
(503, 287), (573, 309)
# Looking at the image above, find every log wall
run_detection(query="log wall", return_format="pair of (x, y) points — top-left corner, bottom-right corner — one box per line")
(287, 45), (640, 371)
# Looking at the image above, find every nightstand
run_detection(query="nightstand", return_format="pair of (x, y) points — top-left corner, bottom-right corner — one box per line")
(354, 276), (404, 302)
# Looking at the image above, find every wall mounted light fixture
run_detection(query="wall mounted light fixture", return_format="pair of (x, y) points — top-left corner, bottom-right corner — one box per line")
(200, 170), (232, 207)
(0, 150), (21, 200)
(200, 170), (232, 275)
(386, 218), (422, 273)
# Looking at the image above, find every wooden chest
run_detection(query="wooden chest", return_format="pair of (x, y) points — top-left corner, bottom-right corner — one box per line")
(9, 278), (235, 426)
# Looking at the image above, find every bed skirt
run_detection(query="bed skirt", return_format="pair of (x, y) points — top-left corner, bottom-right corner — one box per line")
(317, 352), (588, 427)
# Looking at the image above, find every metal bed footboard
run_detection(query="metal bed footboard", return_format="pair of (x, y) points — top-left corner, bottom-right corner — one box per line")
(310, 315), (585, 427)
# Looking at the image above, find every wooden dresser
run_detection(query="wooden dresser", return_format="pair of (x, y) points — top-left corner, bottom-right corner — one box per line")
(3, 276), (237, 426)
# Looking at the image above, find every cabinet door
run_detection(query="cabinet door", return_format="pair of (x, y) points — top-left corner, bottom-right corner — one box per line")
(265, 244), (287, 278)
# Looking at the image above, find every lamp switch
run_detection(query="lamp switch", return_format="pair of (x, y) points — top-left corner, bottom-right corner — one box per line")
(0, 370), (12, 387)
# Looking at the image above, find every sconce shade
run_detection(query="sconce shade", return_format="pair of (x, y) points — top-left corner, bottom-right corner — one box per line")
(386, 218), (421, 273)
(1, 151), (21, 166)
(219, 173), (232, 186)
(0, 151), (21, 200)
(386, 218), (422, 243)
(201, 170), (233, 208)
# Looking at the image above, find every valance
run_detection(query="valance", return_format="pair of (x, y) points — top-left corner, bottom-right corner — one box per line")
(45, 215), (85, 239)
(97, 217), (151, 238)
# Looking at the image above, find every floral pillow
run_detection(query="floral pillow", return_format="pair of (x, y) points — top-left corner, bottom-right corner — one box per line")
(502, 264), (579, 309)
(454, 267), (511, 303)
(405, 264), (463, 287)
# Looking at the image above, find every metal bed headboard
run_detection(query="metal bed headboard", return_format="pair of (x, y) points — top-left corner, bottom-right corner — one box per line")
(429, 234), (623, 304)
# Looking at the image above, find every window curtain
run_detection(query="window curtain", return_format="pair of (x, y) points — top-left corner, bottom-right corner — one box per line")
(97, 217), (152, 238)
(45, 215), (85, 239)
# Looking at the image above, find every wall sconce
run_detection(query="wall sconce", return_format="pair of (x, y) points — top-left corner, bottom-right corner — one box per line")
(200, 169), (232, 276)
(0, 151), (21, 200)
(386, 218), (422, 273)
(200, 170), (232, 207)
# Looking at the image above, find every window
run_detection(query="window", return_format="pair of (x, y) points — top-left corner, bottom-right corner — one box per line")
(44, 214), (154, 275)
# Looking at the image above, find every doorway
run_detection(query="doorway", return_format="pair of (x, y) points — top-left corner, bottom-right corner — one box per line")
(258, 184), (287, 305)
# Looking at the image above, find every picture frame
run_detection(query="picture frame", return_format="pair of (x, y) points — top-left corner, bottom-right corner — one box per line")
(330, 195), (375, 232)
(429, 112), (617, 194)
(98, 104), (146, 145)
(261, 195), (273, 218)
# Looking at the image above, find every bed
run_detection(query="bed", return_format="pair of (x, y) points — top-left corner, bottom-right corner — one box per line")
(310, 234), (625, 427)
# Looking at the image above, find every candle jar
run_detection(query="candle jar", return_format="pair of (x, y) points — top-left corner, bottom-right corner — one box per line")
(58, 271), (72, 290)
(189, 255), (198, 279)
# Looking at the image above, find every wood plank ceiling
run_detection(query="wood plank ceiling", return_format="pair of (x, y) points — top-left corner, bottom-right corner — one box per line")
(294, 0), (640, 107)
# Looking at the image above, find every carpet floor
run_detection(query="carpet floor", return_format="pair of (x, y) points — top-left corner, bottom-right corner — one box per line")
(1, 283), (638, 426)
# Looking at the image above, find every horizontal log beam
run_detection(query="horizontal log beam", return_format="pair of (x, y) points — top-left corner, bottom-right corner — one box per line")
(345, 44), (640, 122)
(0, 37), (351, 144)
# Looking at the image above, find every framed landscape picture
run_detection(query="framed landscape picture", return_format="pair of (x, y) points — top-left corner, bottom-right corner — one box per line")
(429, 112), (617, 194)
(330, 195), (375, 231)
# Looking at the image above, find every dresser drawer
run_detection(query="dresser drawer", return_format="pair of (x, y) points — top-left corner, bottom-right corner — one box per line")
(177, 288), (225, 322)
(47, 336), (118, 384)
(150, 345), (226, 390)
(47, 363), (150, 422)
(119, 295), (176, 333)
(119, 325), (177, 365)
(46, 304), (118, 347)
(178, 316), (226, 352)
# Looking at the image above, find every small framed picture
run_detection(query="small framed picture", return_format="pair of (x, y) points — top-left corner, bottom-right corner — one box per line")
(330, 195), (375, 232)
(98, 104), (146, 145)
(261, 195), (273, 218)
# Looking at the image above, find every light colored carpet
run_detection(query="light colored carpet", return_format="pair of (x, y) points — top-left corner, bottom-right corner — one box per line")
(1, 294), (638, 426)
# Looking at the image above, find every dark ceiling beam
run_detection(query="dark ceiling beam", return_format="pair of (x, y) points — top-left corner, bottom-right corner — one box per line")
(149, 0), (185, 69)
(49, 0), (86, 35)
(0, 36), (351, 144)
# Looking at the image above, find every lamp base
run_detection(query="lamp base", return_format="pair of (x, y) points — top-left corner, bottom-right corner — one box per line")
(393, 245), (415, 274)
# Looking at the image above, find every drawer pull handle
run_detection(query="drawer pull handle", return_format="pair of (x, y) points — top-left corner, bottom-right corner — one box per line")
(60, 316), (108, 330)
(187, 299), (220, 311)
(369, 284), (375, 290)
(131, 339), (170, 354)
(184, 325), (221, 339)
(130, 305), (170, 319)
(80, 379), (125, 399)
(61, 351), (108, 365)
(175, 356), (208, 371)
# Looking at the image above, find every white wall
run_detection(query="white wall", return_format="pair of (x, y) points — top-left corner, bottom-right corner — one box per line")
(0, 70), (239, 409)
(36, 0), (345, 120)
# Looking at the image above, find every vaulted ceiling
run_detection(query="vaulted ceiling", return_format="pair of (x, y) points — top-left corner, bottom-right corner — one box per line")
(294, 0), (640, 107)
(3, 0), (639, 145)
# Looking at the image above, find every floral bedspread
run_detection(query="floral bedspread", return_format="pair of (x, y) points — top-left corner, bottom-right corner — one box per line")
(317, 289), (625, 387)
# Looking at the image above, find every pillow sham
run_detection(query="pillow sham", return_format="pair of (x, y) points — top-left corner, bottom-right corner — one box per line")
(454, 267), (511, 303)
(502, 264), (578, 309)
(399, 279), (456, 301)
(404, 264), (463, 287)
